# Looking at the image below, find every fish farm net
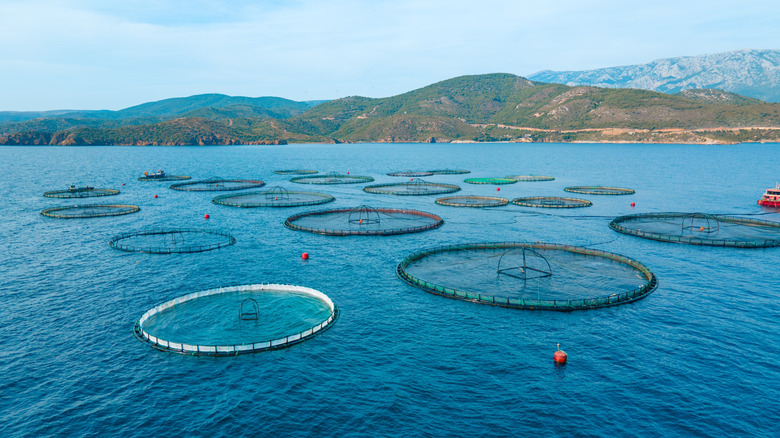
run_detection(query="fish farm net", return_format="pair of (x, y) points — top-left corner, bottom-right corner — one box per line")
(428, 169), (471, 175)
(285, 205), (444, 236)
(290, 172), (374, 185)
(273, 169), (318, 175)
(506, 175), (555, 182)
(363, 179), (461, 196)
(212, 186), (335, 208)
(609, 213), (780, 248)
(512, 196), (592, 208)
(134, 284), (338, 356)
(108, 229), (236, 254)
(436, 196), (509, 208)
(564, 186), (635, 195)
(138, 173), (191, 182)
(397, 242), (657, 311)
(41, 204), (140, 219)
(170, 178), (265, 192)
(464, 177), (518, 185)
(387, 171), (434, 177)
(43, 187), (120, 198)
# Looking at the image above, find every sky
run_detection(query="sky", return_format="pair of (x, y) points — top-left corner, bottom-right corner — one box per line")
(1, 0), (778, 111)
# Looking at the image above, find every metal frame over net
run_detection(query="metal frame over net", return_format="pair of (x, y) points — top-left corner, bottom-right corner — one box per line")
(564, 186), (635, 195)
(212, 186), (335, 208)
(512, 196), (592, 208)
(43, 187), (120, 198)
(464, 177), (518, 185)
(41, 204), (141, 219)
(273, 169), (318, 175)
(285, 206), (444, 236)
(363, 178), (461, 196)
(428, 169), (471, 175)
(436, 196), (509, 208)
(134, 284), (339, 356)
(609, 212), (780, 248)
(290, 172), (374, 185)
(138, 174), (191, 182)
(397, 242), (658, 311)
(387, 171), (434, 177)
(506, 175), (555, 182)
(170, 178), (265, 192)
(108, 229), (237, 254)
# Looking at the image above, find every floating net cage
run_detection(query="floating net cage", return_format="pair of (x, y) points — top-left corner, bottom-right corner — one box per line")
(108, 229), (236, 254)
(512, 196), (592, 208)
(609, 213), (780, 248)
(506, 175), (555, 182)
(43, 187), (120, 198)
(212, 186), (335, 208)
(428, 169), (471, 175)
(170, 178), (265, 192)
(41, 204), (140, 219)
(290, 172), (374, 185)
(564, 186), (635, 195)
(273, 169), (318, 175)
(138, 173), (191, 182)
(387, 171), (434, 177)
(464, 177), (518, 185)
(285, 205), (444, 236)
(436, 196), (509, 208)
(397, 242), (657, 311)
(134, 284), (338, 356)
(363, 178), (461, 196)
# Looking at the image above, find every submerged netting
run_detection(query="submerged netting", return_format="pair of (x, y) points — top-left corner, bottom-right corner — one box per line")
(273, 169), (318, 175)
(41, 204), (140, 219)
(565, 186), (635, 195)
(108, 229), (236, 253)
(138, 172), (191, 182)
(285, 205), (444, 236)
(212, 186), (335, 208)
(387, 171), (434, 177)
(464, 177), (518, 185)
(506, 175), (555, 182)
(363, 179), (460, 196)
(610, 213), (780, 248)
(428, 169), (471, 175)
(134, 284), (338, 356)
(170, 178), (265, 192)
(436, 196), (509, 207)
(43, 187), (120, 198)
(512, 196), (592, 208)
(397, 242), (657, 311)
(290, 172), (374, 185)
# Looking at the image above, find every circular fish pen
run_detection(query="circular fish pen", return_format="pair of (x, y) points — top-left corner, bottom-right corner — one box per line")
(285, 205), (444, 236)
(428, 169), (471, 175)
(108, 229), (237, 254)
(212, 186), (335, 208)
(564, 186), (635, 195)
(273, 169), (318, 175)
(464, 177), (518, 185)
(436, 196), (509, 208)
(512, 196), (592, 208)
(363, 179), (460, 196)
(290, 172), (374, 185)
(609, 212), (780, 248)
(397, 242), (657, 311)
(41, 204), (140, 219)
(387, 171), (434, 177)
(134, 284), (338, 356)
(506, 175), (555, 182)
(43, 187), (120, 198)
(138, 173), (191, 182)
(170, 178), (265, 192)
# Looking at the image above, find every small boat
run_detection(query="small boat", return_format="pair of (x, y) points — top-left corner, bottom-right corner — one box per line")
(758, 183), (780, 208)
(144, 170), (167, 178)
(67, 184), (95, 192)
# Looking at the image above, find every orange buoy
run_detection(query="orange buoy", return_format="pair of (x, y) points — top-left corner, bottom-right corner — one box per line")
(274, 197), (278, 200)
(204, 214), (210, 219)
(630, 202), (635, 207)
(359, 219), (363, 224)
(302, 252), (309, 260)
(699, 226), (704, 231)
(154, 195), (158, 198)
(554, 343), (568, 364)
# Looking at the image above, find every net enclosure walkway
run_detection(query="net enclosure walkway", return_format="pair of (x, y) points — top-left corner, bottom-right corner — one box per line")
(290, 172), (374, 185)
(285, 205), (444, 236)
(43, 187), (120, 198)
(170, 178), (265, 192)
(41, 204), (140, 218)
(387, 171), (434, 177)
(134, 284), (338, 356)
(212, 187), (335, 208)
(363, 179), (460, 196)
(565, 186), (635, 195)
(273, 169), (318, 175)
(610, 212), (780, 248)
(397, 242), (657, 311)
(436, 196), (509, 208)
(464, 177), (517, 185)
(512, 196), (592, 208)
(506, 175), (555, 182)
(109, 229), (236, 254)
(428, 169), (470, 175)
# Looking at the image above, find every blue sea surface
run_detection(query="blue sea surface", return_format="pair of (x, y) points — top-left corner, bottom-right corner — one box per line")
(1, 143), (779, 437)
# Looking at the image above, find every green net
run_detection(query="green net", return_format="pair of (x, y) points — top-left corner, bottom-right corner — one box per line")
(290, 172), (374, 185)
(512, 196), (592, 208)
(464, 177), (518, 185)
(43, 187), (120, 198)
(363, 179), (461, 196)
(41, 204), (140, 219)
(212, 186), (335, 208)
(108, 229), (236, 253)
(285, 206), (444, 236)
(170, 178), (265, 192)
(436, 196), (509, 207)
(564, 186), (635, 195)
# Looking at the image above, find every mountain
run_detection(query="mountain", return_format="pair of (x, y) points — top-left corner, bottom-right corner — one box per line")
(528, 49), (780, 102)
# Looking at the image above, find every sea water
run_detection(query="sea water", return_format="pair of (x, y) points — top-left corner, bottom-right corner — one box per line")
(0, 143), (779, 437)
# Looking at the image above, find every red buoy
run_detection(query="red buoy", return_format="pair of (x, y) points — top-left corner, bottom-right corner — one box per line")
(496, 187), (500, 192)
(630, 202), (636, 207)
(346, 172), (350, 174)
(204, 214), (210, 219)
(554, 343), (568, 364)
(122, 183), (125, 186)
(410, 178), (414, 181)
(154, 195), (158, 198)
(302, 252), (309, 260)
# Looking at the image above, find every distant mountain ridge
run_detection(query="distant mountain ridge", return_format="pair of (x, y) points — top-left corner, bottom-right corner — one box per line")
(529, 49), (780, 102)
